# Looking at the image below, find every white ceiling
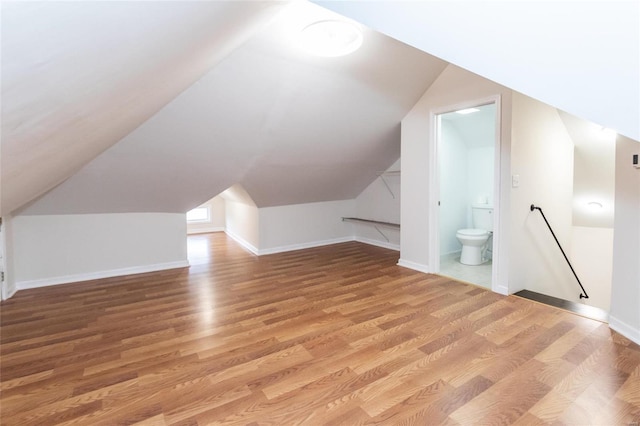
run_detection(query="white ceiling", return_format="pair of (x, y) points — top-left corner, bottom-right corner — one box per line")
(4, 1), (637, 216)
(315, 1), (640, 142)
(6, 1), (447, 215)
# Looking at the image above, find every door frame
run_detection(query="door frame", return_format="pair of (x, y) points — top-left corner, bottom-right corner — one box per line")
(0, 217), (6, 300)
(428, 95), (504, 294)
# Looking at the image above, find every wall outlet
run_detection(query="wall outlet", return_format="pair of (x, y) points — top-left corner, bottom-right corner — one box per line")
(512, 174), (520, 188)
(634, 154), (640, 169)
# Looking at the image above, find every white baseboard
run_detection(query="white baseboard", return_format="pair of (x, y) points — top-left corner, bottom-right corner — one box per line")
(258, 237), (354, 256)
(608, 315), (640, 346)
(225, 232), (397, 256)
(187, 226), (225, 235)
(493, 284), (510, 296)
(2, 281), (18, 300)
(355, 236), (400, 251)
(397, 258), (431, 274)
(224, 230), (259, 255)
(16, 260), (190, 291)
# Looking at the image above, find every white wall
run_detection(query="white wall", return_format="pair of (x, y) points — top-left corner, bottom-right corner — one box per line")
(400, 64), (512, 292)
(566, 119), (616, 312)
(223, 187), (356, 255)
(259, 200), (355, 255)
(354, 159), (400, 250)
(509, 92), (576, 300)
(1, 215), (17, 300)
(401, 66), (622, 315)
(468, 147), (495, 208)
(610, 135), (640, 344)
(439, 121), (468, 254)
(187, 196), (226, 234)
(572, 137), (616, 229)
(3, 197), (373, 298)
(224, 200), (260, 255)
(571, 226), (613, 312)
(10, 213), (188, 290)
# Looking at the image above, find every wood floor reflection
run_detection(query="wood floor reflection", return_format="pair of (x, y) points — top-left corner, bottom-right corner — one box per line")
(1, 232), (639, 425)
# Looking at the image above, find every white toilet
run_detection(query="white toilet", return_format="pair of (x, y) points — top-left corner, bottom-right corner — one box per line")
(456, 205), (493, 265)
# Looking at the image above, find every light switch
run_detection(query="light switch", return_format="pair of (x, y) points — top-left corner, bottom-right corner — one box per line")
(512, 174), (520, 188)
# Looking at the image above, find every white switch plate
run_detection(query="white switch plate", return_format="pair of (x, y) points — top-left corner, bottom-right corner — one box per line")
(512, 174), (520, 188)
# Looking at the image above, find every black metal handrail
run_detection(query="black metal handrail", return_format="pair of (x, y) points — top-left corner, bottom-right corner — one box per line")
(530, 204), (589, 299)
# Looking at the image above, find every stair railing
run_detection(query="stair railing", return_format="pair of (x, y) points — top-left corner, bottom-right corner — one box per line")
(530, 204), (589, 299)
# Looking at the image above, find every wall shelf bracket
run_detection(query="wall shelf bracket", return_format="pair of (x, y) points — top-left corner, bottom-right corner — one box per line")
(376, 170), (400, 199)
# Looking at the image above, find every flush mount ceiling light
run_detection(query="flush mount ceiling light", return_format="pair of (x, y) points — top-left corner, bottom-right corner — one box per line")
(300, 20), (363, 57)
(587, 201), (603, 211)
(456, 108), (480, 115)
(600, 127), (617, 139)
(589, 123), (617, 141)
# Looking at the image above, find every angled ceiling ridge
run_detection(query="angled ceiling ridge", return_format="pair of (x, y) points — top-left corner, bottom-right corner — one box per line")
(220, 184), (257, 207)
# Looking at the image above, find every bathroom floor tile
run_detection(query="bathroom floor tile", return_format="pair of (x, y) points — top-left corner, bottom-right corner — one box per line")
(440, 252), (492, 289)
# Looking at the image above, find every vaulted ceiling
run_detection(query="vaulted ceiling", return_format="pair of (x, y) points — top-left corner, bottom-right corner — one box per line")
(315, 1), (639, 142)
(2, 1), (638, 216)
(1, 1), (289, 215)
(2, 1), (446, 215)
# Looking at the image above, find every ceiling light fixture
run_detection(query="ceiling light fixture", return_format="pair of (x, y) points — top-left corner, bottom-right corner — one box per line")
(456, 108), (480, 115)
(300, 20), (363, 57)
(587, 201), (603, 211)
(600, 127), (617, 140)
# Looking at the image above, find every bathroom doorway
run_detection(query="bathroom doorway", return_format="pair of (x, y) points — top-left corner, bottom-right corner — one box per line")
(432, 101), (500, 290)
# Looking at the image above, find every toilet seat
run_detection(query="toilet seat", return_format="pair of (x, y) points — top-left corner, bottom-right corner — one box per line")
(456, 228), (488, 237)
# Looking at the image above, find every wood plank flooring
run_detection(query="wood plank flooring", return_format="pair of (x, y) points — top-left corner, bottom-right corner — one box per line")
(1, 232), (639, 425)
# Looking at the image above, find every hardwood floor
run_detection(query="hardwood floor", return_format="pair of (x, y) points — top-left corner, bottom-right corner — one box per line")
(1, 232), (639, 425)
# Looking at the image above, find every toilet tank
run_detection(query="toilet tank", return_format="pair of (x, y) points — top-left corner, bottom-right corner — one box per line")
(472, 204), (493, 231)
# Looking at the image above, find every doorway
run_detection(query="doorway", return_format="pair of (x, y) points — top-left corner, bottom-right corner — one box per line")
(431, 100), (501, 290)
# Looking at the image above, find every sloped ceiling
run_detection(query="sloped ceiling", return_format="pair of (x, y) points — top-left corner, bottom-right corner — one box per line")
(10, 2), (633, 217)
(13, 1), (447, 215)
(315, 0), (640, 142)
(1, 1), (291, 215)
